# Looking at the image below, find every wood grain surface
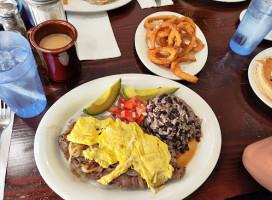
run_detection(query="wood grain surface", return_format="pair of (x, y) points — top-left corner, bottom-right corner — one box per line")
(4, 0), (272, 199)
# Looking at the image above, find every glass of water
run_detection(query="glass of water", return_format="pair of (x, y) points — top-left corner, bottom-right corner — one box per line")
(0, 31), (47, 118)
(229, 0), (272, 55)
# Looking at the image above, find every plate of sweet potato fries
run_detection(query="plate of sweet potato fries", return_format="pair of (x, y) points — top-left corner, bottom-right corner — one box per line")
(135, 11), (208, 83)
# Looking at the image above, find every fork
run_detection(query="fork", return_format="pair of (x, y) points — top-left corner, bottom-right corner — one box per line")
(0, 99), (11, 138)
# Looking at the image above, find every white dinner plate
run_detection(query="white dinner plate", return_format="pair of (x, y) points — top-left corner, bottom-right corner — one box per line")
(34, 74), (221, 200)
(135, 11), (208, 81)
(63, 0), (132, 12)
(239, 9), (272, 41)
(248, 48), (272, 108)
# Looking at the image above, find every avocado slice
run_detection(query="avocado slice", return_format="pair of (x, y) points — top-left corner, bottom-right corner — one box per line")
(84, 78), (121, 115)
(123, 87), (179, 101)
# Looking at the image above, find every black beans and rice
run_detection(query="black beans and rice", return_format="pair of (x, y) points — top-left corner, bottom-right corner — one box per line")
(143, 94), (202, 158)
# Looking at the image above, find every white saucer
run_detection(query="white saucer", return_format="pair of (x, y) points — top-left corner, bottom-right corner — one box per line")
(248, 47), (272, 108)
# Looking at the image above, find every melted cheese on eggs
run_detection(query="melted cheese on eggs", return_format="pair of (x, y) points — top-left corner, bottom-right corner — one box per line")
(67, 116), (173, 193)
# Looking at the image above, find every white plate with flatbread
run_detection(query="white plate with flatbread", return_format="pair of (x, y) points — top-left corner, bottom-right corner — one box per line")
(248, 47), (272, 108)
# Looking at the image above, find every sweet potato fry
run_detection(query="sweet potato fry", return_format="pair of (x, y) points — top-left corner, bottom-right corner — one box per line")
(171, 62), (198, 83)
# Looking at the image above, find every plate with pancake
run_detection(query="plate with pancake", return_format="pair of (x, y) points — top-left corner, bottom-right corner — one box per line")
(34, 74), (221, 200)
(248, 47), (272, 108)
(135, 11), (208, 81)
(63, 0), (132, 12)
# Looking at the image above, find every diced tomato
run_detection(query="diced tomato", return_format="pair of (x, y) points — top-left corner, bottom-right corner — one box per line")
(124, 110), (132, 118)
(113, 109), (122, 116)
(136, 100), (147, 106)
(107, 104), (119, 113)
(142, 100), (147, 106)
(136, 115), (145, 124)
(108, 95), (147, 125)
(119, 110), (133, 122)
(123, 101), (133, 110)
(123, 97), (137, 110)
(136, 106), (146, 117)
(115, 111), (122, 119)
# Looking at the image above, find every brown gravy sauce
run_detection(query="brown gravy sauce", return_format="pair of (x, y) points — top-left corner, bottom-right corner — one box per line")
(176, 139), (199, 167)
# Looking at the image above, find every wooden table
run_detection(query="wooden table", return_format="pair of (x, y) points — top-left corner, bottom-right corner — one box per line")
(4, 0), (272, 199)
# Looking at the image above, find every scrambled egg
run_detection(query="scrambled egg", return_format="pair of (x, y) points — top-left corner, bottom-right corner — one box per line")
(67, 116), (174, 193)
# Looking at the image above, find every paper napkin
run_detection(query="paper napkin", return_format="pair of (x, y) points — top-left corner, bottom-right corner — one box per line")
(137, 0), (173, 9)
(67, 12), (121, 61)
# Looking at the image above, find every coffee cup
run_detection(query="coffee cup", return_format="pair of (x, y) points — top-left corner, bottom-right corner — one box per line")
(27, 20), (81, 82)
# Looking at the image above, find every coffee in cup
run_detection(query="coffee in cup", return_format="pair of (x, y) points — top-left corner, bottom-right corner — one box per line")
(39, 33), (72, 49)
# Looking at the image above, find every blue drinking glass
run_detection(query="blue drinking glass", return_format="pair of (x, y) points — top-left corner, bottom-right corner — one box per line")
(0, 31), (47, 118)
(230, 0), (272, 55)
